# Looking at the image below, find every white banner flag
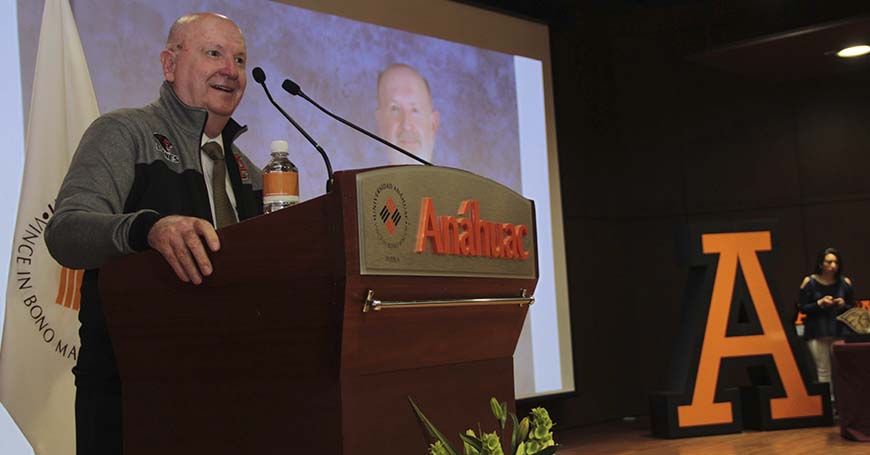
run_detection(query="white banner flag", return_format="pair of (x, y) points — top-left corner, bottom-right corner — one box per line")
(0, 0), (100, 453)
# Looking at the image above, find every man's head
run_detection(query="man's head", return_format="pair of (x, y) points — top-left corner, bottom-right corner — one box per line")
(160, 13), (247, 137)
(375, 64), (439, 164)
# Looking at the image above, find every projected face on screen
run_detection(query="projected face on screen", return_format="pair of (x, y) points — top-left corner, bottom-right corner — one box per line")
(375, 64), (439, 165)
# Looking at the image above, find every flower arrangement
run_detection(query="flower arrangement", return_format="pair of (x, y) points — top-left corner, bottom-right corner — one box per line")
(409, 397), (557, 455)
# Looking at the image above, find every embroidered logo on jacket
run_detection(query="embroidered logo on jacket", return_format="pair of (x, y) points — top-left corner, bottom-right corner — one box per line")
(233, 151), (251, 184)
(153, 133), (180, 163)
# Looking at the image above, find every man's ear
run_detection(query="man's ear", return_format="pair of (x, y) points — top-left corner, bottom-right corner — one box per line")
(160, 49), (176, 82)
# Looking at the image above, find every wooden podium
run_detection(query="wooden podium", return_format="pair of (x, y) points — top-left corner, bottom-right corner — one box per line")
(100, 166), (539, 454)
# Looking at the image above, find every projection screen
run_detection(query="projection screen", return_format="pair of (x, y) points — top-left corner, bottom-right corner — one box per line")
(17, 0), (573, 399)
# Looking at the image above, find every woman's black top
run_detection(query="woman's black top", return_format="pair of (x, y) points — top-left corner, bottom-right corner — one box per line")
(798, 275), (854, 339)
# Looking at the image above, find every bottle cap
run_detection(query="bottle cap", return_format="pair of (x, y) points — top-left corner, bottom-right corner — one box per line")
(271, 140), (289, 153)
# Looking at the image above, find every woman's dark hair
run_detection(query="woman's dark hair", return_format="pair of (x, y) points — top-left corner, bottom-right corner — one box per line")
(813, 247), (843, 280)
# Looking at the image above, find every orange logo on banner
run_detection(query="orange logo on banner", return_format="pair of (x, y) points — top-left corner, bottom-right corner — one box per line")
(677, 232), (822, 427)
(54, 267), (83, 311)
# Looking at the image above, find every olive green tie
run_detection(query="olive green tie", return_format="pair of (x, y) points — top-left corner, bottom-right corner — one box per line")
(202, 142), (236, 229)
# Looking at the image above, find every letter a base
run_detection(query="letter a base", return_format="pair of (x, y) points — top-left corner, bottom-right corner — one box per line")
(650, 384), (832, 438)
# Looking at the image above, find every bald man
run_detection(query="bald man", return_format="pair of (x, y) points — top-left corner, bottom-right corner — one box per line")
(375, 63), (440, 165)
(45, 13), (262, 453)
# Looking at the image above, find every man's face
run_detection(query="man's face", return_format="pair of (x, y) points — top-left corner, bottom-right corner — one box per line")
(162, 16), (247, 124)
(376, 66), (439, 164)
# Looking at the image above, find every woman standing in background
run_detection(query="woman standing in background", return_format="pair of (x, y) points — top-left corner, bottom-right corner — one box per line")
(798, 247), (854, 400)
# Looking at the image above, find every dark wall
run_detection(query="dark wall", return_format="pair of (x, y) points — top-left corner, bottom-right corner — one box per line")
(515, 0), (870, 429)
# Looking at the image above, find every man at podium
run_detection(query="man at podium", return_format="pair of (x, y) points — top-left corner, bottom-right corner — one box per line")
(44, 12), (263, 454)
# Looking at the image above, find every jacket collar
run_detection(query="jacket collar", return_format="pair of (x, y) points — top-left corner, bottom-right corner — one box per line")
(154, 81), (246, 143)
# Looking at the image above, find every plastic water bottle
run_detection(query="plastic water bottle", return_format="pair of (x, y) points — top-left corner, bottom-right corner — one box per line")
(263, 140), (299, 213)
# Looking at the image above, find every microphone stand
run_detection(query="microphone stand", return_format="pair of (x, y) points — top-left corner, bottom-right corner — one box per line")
(281, 79), (433, 166)
(253, 68), (335, 193)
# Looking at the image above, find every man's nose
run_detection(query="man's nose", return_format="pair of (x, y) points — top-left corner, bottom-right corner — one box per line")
(220, 57), (240, 79)
(400, 109), (413, 130)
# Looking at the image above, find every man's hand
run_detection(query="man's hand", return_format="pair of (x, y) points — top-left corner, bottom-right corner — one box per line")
(147, 215), (220, 284)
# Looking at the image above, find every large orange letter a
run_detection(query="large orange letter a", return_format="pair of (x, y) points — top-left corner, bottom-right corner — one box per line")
(650, 230), (830, 438)
(678, 232), (820, 425)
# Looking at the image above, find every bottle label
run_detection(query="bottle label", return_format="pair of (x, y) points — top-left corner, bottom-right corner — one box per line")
(263, 171), (299, 197)
(264, 194), (300, 205)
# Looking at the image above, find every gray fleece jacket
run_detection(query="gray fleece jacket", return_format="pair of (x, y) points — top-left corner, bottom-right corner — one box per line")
(45, 82), (263, 270)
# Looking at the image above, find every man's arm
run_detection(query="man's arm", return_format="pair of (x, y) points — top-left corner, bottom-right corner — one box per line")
(45, 115), (218, 284)
(45, 115), (157, 269)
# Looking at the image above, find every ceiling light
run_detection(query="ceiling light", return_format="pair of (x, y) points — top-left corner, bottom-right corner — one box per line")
(837, 45), (870, 58)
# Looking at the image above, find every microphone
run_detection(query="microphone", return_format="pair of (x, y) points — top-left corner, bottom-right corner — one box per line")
(280, 78), (433, 166)
(252, 67), (334, 192)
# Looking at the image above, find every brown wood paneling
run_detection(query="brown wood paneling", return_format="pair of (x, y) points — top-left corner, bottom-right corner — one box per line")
(802, 199), (870, 289)
(794, 72), (870, 201)
(679, 80), (802, 213)
(554, 216), (686, 424)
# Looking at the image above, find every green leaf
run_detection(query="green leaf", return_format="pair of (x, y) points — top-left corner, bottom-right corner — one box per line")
(459, 432), (484, 453)
(518, 417), (530, 443)
(529, 445), (558, 455)
(462, 430), (482, 455)
(430, 441), (451, 455)
(531, 446), (558, 455)
(510, 413), (520, 455)
(490, 397), (503, 420)
(480, 432), (505, 455)
(408, 397), (460, 455)
(500, 401), (508, 429)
